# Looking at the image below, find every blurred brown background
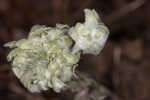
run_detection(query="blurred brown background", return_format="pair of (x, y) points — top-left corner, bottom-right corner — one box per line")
(0, 0), (150, 100)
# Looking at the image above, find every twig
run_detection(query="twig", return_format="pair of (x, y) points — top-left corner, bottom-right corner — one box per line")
(61, 0), (70, 24)
(104, 0), (146, 25)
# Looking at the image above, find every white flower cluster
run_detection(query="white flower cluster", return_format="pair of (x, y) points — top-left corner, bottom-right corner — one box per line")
(4, 9), (109, 93)
(69, 9), (109, 55)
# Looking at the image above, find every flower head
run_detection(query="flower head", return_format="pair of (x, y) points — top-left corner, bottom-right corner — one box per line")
(5, 24), (80, 92)
(69, 9), (109, 55)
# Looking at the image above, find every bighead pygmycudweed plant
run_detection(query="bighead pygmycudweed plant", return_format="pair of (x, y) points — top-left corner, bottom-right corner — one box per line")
(4, 9), (109, 93)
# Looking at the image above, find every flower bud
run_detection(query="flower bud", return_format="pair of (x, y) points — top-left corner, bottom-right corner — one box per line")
(69, 9), (109, 55)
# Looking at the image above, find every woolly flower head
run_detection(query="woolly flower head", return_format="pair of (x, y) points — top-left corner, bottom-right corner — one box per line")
(69, 9), (109, 55)
(5, 24), (80, 92)
(5, 9), (109, 93)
